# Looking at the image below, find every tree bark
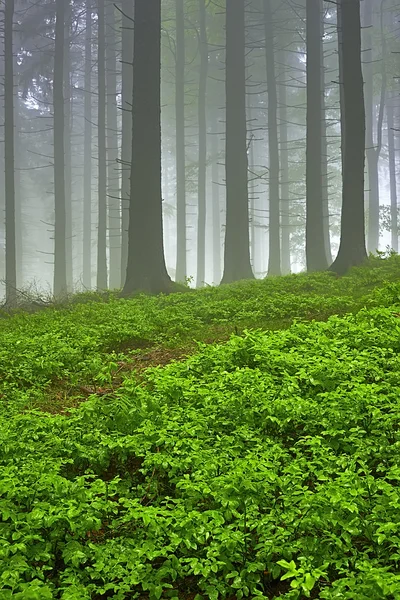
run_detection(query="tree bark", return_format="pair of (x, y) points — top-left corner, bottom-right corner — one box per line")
(64, 1), (73, 292)
(246, 95), (256, 274)
(264, 0), (281, 276)
(106, 0), (121, 289)
(277, 47), (291, 275)
(329, 0), (367, 275)
(53, 0), (67, 298)
(175, 0), (186, 282)
(306, 0), (328, 272)
(4, 0), (16, 304)
(121, 0), (174, 295)
(387, 92), (397, 252)
(196, 0), (208, 288)
(210, 109), (221, 285)
(320, 7), (332, 265)
(221, 0), (253, 283)
(97, 0), (108, 290)
(363, 0), (385, 254)
(83, 0), (92, 289)
(120, 0), (134, 286)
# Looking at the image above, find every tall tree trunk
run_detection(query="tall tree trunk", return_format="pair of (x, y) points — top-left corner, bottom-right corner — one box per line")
(210, 109), (221, 285)
(64, 1), (73, 292)
(0, 23), (4, 282)
(83, 0), (92, 289)
(53, 0), (67, 297)
(387, 92), (397, 252)
(120, 0), (134, 286)
(337, 0), (345, 172)
(306, 0), (328, 272)
(97, 0), (108, 289)
(4, 0), (16, 304)
(264, 0), (281, 276)
(122, 0), (174, 295)
(247, 96), (256, 273)
(320, 8), (332, 265)
(363, 0), (384, 254)
(13, 71), (21, 288)
(175, 0), (186, 282)
(383, 2), (397, 252)
(196, 0), (208, 288)
(106, 0), (121, 289)
(221, 1), (253, 283)
(329, 0), (367, 275)
(277, 47), (291, 275)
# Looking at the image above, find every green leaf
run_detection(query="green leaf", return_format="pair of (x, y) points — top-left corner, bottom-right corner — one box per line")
(303, 573), (316, 591)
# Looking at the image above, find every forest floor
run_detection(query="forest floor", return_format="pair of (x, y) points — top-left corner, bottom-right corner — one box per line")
(1, 252), (400, 599)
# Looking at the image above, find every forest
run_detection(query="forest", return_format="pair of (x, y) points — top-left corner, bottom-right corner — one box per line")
(0, 0), (398, 300)
(1, 0), (400, 599)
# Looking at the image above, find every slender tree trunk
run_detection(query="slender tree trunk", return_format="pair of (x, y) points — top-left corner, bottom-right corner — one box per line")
(13, 77), (21, 288)
(64, 1), (73, 291)
(122, 0), (174, 295)
(247, 96), (256, 272)
(83, 0), (92, 289)
(175, 0), (186, 282)
(263, 0), (281, 276)
(306, 0), (328, 271)
(387, 92), (398, 252)
(329, 0), (367, 275)
(196, 0), (208, 288)
(120, 0), (134, 286)
(0, 25), (4, 282)
(97, 0), (108, 289)
(221, 1), (253, 283)
(53, 0), (67, 297)
(4, 0), (16, 304)
(337, 0), (345, 172)
(277, 48), (291, 275)
(383, 2), (397, 252)
(210, 109), (221, 285)
(363, 0), (381, 254)
(320, 8), (332, 265)
(162, 151), (172, 269)
(106, 0), (121, 289)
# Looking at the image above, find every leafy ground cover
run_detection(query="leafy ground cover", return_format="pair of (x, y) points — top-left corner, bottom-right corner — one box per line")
(1, 253), (400, 598)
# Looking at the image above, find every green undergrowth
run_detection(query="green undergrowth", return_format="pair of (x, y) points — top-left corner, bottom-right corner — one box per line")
(1, 252), (400, 414)
(1, 254), (400, 598)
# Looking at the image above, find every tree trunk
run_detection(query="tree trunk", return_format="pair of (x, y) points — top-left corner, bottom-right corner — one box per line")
(64, 1), (73, 292)
(387, 92), (398, 252)
(4, 0), (16, 304)
(122, 0), (174, 295)
(264, 0), (281, 276)
(120, 0), (134, 286)
(83, 0), (92, 289)
(13, 60), (21, 289)
(320, 8), (332, 265)
(210, 109), (221, 285)
(306, 0), (328, 272)
(337, 0), (345, 172)
(277, 47), (291, 275)
(221, 1), (253, 283)
(196, 0), (208, 288)
(363, 0), (381, 254)
(97, 0), (108, 290)
(175, 0), (186, 282)
(246, 95), (256, 273)
(106, 0), (121, 289)
(329, 0), (367, 275)
(53, 0), (67, 298)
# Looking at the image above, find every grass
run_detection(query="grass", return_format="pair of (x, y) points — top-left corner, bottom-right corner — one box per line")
(1, 251), (400, 599)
